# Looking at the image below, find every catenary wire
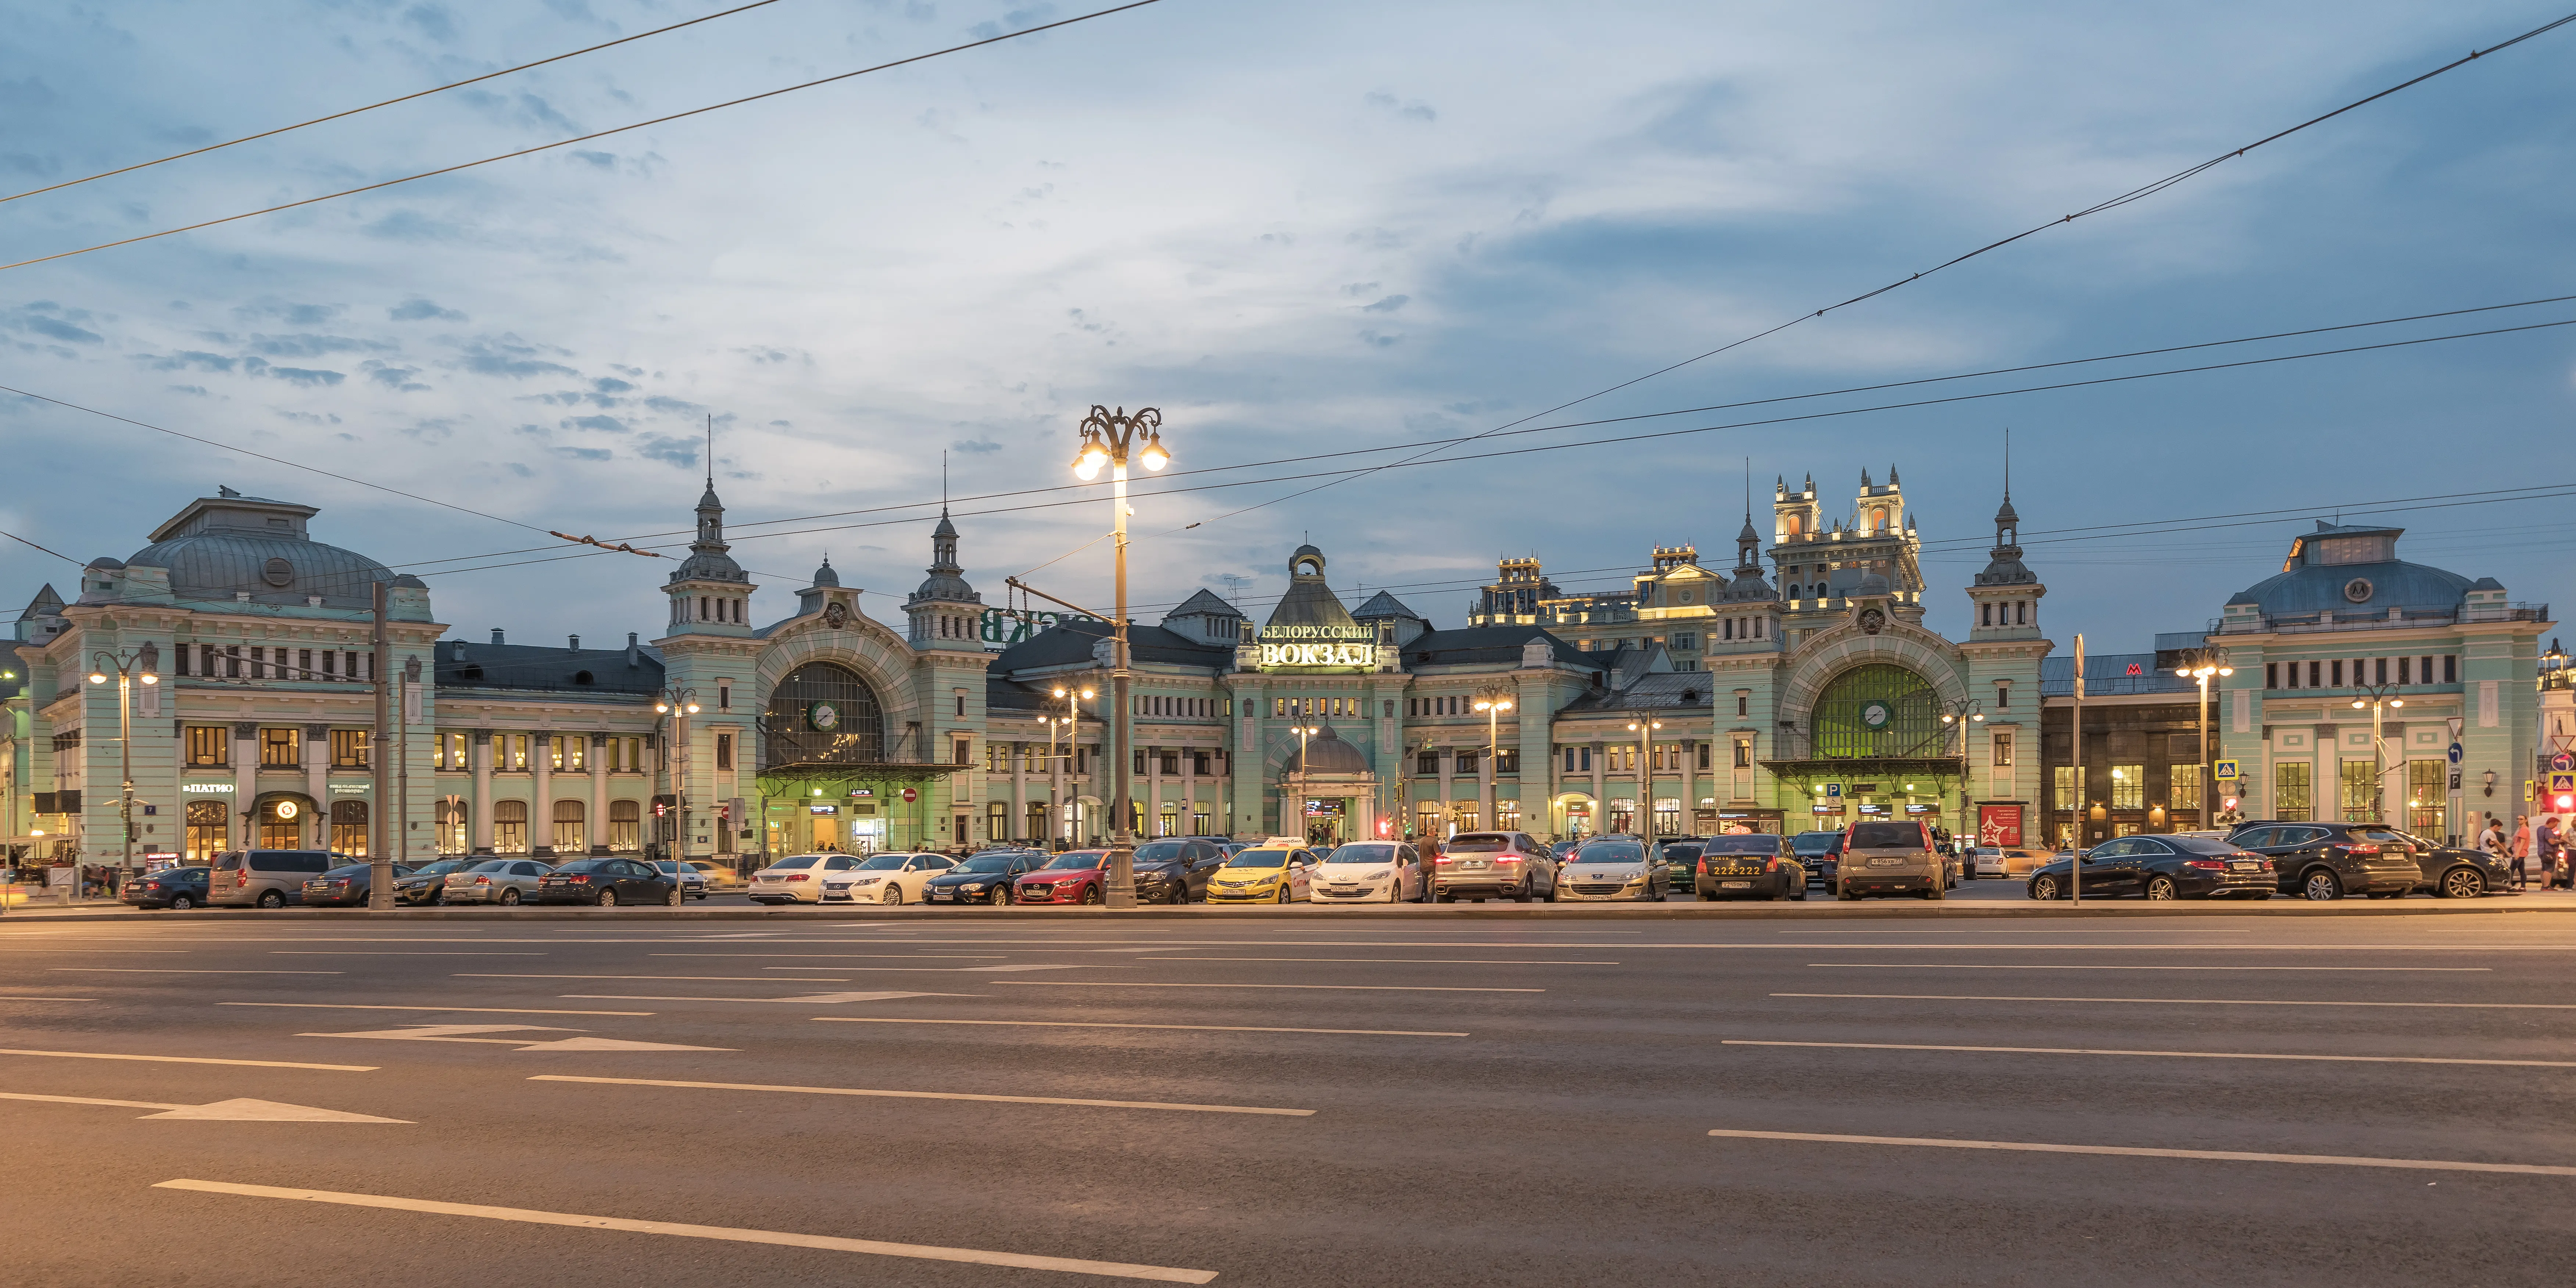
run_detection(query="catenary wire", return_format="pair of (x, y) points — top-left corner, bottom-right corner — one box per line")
(0, 0), (788, 206)
(0, 0), (1166, 274)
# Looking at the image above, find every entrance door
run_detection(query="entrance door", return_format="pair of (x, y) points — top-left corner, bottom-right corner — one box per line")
(810, 816), (840, 852)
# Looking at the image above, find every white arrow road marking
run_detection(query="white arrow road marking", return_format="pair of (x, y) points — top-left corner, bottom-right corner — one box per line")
(559, 991), (964, 1005)
(531, 1074), (1314, 1117)
(301, 1025), (730, 1052)
(1707, 1128), (2576, 1177)
(1, 1046), (374, 1071)
(0, 1090), (406, 1123)
(153, 1179), (1216, 1283)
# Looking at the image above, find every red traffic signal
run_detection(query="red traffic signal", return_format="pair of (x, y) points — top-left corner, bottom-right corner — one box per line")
(2221, 796), (2240, 812)
(2557, 794), (2574, 812)
(652, 802), (669, 818)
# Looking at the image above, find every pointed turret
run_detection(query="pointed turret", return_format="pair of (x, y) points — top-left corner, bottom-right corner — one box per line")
(905, 509), (983, 648)
(662, 483), (755, 637)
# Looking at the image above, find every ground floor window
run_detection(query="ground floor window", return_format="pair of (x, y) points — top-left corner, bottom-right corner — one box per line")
(2339, 759), (2376, 823)
(1158, 805), (1179, 837)
(185, 800), (228, 861)
(1416, 802), (1441, 838)
(1609, 798), (1636, 834)
(1496, 802), (1521, 831)
(259, 801), (302, 849)
(2108, 765), (2144, 811)
(1027, 801), (1051, 840)
(2407, 761), (2446, 836)
(1652, 798), (1679, 837)
(554, 799), (585, 853)
(494, 799), (528, 853)
(331, 799), (368, 856)
(1192, 809), (1211, 834)
(988, 800), (1008, 840)
(2274, 762), (2311, 822)
(437, 799), (468, 854)
(609, 799), (640, 851)
(2170, 763), (2201, 812)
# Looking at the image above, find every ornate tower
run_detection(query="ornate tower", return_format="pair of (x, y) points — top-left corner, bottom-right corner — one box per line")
(1967, 490), (2044, 641)
(662, 480), (756, 638)
(903, 509), (983, 648)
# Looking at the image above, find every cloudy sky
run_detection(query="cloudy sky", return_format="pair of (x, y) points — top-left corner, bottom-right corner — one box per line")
(5, 0), (2572, 651)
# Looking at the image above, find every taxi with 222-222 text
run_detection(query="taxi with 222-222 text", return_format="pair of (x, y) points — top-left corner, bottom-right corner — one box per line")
(1202, 845), (1317, 902)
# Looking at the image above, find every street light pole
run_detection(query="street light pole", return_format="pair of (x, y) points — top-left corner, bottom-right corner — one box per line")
(1939, 698), (1985, 852)
(85, 645), (158, 898)
(2351, 682), (2404, 825)
(1046, 684), (1094, 849)
(1289, 724), (1320, 844)
(1624, 717), (1662, 837)
(1071, 405), (1169, 907)
(1473, 693), (1514, 832)
(654, 688), (701, 899)
(2174, 652), (2234, 832)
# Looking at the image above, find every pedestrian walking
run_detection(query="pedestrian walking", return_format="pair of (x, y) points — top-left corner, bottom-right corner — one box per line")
(2541, 817), (2565, 891)
(2512, 815), (2533, 888)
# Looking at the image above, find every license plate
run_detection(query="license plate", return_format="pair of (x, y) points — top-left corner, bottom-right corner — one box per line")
(2230, 861), (2260, 870)
(1720, 881), (1752, 889)
(1868, 856), (1908, 868)
(1463, 860), (1487, 868)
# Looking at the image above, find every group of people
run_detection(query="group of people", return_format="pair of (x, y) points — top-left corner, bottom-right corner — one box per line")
(2480, 815), (2576, 889)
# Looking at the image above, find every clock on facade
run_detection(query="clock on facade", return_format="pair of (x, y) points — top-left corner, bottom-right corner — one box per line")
(808, 701), (840, 731)
(1860, 701), (1892, 730)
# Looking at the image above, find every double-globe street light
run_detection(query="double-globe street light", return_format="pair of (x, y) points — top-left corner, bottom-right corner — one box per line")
(1939, 698), (1984, 848)
(85, 645), (160, 897)
(1044, 684), (1094, 848)
(2173, 652), (2235, 830)
(2350, 680), (2404, 825)
(1070, 405), (1169, 907)
(1473, 693), (1514, 833)
(1625, 717), (1661, 837)
(654, 687), (702, 887)
(1286, 724), (1322, 845)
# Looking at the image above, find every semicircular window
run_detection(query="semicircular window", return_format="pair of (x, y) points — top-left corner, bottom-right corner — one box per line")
(1810, 663), (1942, 759)
(765, 662), (885, 767)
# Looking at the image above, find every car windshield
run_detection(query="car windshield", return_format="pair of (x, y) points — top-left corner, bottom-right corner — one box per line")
(2353, 828), (2426, 848)
(857, 855), (909, 871)
(1791, 833), (1838, 855)
(1325, 844), (1396, 863)
(1575, 841), (1643, 863)
(1226, 849), (1292, 869)
(1134, 841), (1189, 862)
(654, 861), (690, 874)
(1702, 836), (1783, 855)
(1848, 822), (1925, 848)
(319, 865), (371, 879)
(1044, 852), (1106, 870)
(768, 857), (821, 870)
(415, 859), (477, 876)
(954, 855), (1016, 873)
(561, 861), (611, 873)
(1445, 834), (1511, 853)
(2168, 836), (2248, 855)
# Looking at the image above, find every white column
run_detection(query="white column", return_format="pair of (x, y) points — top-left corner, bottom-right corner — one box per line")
(231, 722), (257, 849)
(1145, 741), (1163, 836)
(471, 730), (494, 854)
(531, 732), (554, 858)
(588, 734), (609, 855)
(303, 723), (328, 848)
(1010, 741), (1027, 842)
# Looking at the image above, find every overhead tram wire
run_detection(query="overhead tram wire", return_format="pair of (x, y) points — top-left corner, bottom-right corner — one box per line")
(0, 0), (789, 206)
(1145, 9), (2576, 533)
(0, 0), (1167, 274)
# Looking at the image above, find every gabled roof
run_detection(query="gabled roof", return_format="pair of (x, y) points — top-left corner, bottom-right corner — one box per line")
(18, 583), (64, 622)
(1351, 590), (1424, 622)
(1165, 588), (1243, 620)
(435, 640), (665, 696)
(1399, 625), (1586, 668)
(988, 617), (1232, 675)
(1558, 670), (1717, 713)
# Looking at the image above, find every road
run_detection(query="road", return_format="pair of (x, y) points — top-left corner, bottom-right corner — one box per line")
(5, 907), (2575, 1285)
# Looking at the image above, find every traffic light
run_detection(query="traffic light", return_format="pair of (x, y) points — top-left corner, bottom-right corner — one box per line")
(1376, 818), (1392, 838)
(2221, 796), (2239, 813)
(652, 801), (669, 819)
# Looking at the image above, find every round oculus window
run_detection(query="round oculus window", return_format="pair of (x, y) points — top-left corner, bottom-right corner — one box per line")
(262, 557), (294, 587)
(2343, 577), (2373, 604)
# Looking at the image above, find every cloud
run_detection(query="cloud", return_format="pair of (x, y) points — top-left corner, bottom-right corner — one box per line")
(454, 335), (579, 379)
(1357, 330), (1400, 347)
(401, 4), (458, 42)
(569, 150), (617, 169)
(246, 333), (393, 358)
(1361, 294), (1410, 314)
(15, 314), (103, 344)
(232, 300), (341, 325)
(364, 363), (430, 391)
(635, 434), (700, 468)
(362, 210), (464, 242)
(266, 366), (346, 387)
(565, 414), (628, 433)
(592, 377), (634, 394)
(1364, 90), (1437, 122)
(165, 384), (208, 396)
(555, 446), (613, 461)
(951, 438), (1003, 454)
(643, 395), (704, 415)
(390, 298), (466, 322)
(142, 351), (237, 373)
(1, 152), (57, 176)
(967, 4), (1057, 39)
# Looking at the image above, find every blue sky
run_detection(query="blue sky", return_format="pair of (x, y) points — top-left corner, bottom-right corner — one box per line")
(5, 0), (2573, 650)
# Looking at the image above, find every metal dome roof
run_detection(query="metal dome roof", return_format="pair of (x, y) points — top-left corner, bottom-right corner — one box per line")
(127, 493), (398, 609)
(1282, 726), (1371, 775)
(2229, 523), (2471, 618)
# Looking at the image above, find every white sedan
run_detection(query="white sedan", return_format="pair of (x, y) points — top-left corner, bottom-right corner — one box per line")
(1310, 841), (1425, 903)
(822, 852), (957, 905)
(749, 853), (859, 904)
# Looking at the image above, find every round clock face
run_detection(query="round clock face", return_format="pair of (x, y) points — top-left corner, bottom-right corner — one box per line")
(1860, 701), (1893, 730)
(808, 701), (840, 732)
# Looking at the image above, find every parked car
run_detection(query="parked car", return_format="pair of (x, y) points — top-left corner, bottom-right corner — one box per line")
(535, 856), (677, 906)
(687, 860), (746, 893)
(443, 858), (553, 905)
(1015, 849), (1124, 905)
(1312, 841), (1424, 903)
(654, 860), (711, 900)
(1696, 834), (1807, 901)
(822, 852), (956, 905)
(1431, 830), (1557, 902)
(209, 848), (335, 908)
(302, 861), (412, 908)
(925, 850), (1047, 904)
(1204, 845), (1316, 903)
(2325, 824), (2508, 898)
(1657, 839), (1706, 894)
(1792, 830), (1842, 890)
(2026, 834), (2274, 900)
(1972, 847), (2055, 879)
(1556, 836), (1666, 902)
(749, 853), (862, 905)
(1550, 839), (1582, 862)
(122, 865), (209, 910)
(396, 857), (483, 906)
(1130, 838), (1230, 904)
(2225, 822), (2423, 901)
(1835, 821), (1943, 900)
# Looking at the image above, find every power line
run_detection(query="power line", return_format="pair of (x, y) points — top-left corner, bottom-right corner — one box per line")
(0, 0), (787, 206)
(0, 0), (1166, 274)
(0, 527), (85, 566)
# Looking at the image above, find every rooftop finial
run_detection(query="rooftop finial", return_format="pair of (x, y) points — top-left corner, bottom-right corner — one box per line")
(705, 414), (713, 490)
(2003, 427), (2011, 500)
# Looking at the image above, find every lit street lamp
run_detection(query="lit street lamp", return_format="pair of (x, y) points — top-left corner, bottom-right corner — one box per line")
(1472, 693), (1514, 833)
(1624, 717), (1661, 837)
(86, 645), (159, 898)
(1940, 698), (1985, 847)
(2350, 681), (2404, 824)
(2173, 653), (2235, 829)
(1044, 684), (1095, 848)
(653, 688), (702, 899)
(1070, 404), (1169, 907)
(1287, 724), (1320, 845)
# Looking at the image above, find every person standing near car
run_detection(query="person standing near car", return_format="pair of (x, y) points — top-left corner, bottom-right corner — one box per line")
(2511, 815), (2533, 888)
(2481, 816), (2513, 887)
(2539, 817), (2564, 890)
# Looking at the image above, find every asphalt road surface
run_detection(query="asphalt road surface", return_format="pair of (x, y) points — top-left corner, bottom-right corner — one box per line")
(7, 909), (2575, 1285)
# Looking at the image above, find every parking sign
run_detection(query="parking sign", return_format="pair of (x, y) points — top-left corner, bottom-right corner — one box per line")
(1825, 783), (1842, 799)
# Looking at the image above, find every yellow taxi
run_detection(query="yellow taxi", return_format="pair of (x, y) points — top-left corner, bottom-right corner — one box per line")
(1202, 845), (1318, 903)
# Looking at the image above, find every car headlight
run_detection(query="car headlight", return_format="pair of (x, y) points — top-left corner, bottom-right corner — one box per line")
(853, 877), (882, 886)
(962, 882), (987, 892)
(1365, 870), (1391, 881)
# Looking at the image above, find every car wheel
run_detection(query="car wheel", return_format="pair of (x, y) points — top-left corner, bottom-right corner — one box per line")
(2145, 876), (2179, 901)
(2302, 869), (2342, 901)
(2441, 867), (2485, 899)
(2029, 874), (2060, 901)
(1081, 884), (1103, 906)
(258, 890), (286, 909)
(1792, 881), (1808, 902)
(992, 886), (1014, 906)
(882, 885), (903, 906)
(597, 888), (618, 907)
(169, 893), (196, 910)
(1273, 885), (1289, 905)
(1921, 887), (1943, 901)
(1838, 885), (1860, 902)
(500, 888), (521, 906)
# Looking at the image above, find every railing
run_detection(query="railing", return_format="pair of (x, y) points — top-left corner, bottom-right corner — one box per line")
(2211, 602), (2550, 634)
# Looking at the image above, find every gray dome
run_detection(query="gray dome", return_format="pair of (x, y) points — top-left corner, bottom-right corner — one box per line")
(812, 557), (840, 588)
(1283, 727), (1370, 775)
(2231, 524), (2471, 619)
(128, 531), (395, 608)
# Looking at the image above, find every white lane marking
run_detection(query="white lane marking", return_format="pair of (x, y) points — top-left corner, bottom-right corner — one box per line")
(1706, 1128), (2576, 1177)
(561, 991), (961, 1004)
(48, 967), (343, 975)
(530, 1073), (1314, 1117)
(1776, 926), (2258, 934)
(3, 1090), (184, 1109)
(456, 973), (849, 983)
(992, 981), (1541, 993)
(218, 1002), (654, 1017)
(0, 948), (190, 954)
(1809, 963), (2490, 972)
(815, 1017), (1468, 1037)
(1777, 992), (2576, 1010)
(143, 1099), (411, 1123)
(1721, 1038), (2576, 1068)
(272, 952), (547, 956)
(0, 996), (94, 1002)
(153, 1179), (1217, 1283)
(1137, 956), (1618, 965)
(0, 1046), (375, 1070)
(302, 1024), (730, 1052)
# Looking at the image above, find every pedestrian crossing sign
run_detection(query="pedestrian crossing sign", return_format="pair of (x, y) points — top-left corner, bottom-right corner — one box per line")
(2550, 773), (2575, 797)
(2213, 760), (2239, 781)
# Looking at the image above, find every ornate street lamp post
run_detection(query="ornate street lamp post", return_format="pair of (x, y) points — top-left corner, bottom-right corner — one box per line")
(1624, 717), (1662, 837)
(2172, 652), (2234, 831)
(1045, 684), (1094, 849)
(85, 645), (159, 898)
(2351, 681), (2404, 825)
(654, 688), (702, 894)
(1287, 724), (1320, 844)
(1472, 693), (1514, 832)
(1070, 404), (1169, 907)
(1940, 698), (1985, 853)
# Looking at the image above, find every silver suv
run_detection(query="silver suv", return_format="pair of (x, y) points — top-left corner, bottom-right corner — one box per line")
(1431, 831), (1557, 902)
(1835, 820), (1945, 900)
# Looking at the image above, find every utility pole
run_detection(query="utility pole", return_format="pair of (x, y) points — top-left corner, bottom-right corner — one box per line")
(2070, 633), (2084, 905)
(368, 581), (394, 911)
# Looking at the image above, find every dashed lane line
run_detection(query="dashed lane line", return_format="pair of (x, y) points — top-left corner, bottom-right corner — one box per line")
(561, 991), (962, 1004)
(1721, 1038), (2576, 1068)
(1777, 992), (2576, 1010)
(991, 981), (1541, 993)
(1808, 963), (2489, 972)
(457, 973), (849, 983)
(815, 1017), (1468, 1037)
(47, 967), (343, 975)
(1135, 956), (1616, 965)
(529, 1073), (1314, 1117)
(1706, 1128), (2576, 1177)
(220, 1002), (654, 1017)
(154, 1179), (1217, 1283)
(0, 996), (94, 1002)
(2, 1090), (185, 1110)
(0, 1046), (375, 1071)
(272, 952), (547, 956)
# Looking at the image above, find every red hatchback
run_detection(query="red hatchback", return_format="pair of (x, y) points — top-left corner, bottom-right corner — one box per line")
(1013, 850), (1124, 905)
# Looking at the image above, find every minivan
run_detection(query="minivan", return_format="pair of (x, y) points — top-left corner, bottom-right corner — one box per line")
(1835, 821), (1944, 900)
(209, 849), (337, 908)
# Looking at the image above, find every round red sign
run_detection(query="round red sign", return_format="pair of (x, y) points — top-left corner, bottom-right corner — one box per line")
(900, 787), (918, 803)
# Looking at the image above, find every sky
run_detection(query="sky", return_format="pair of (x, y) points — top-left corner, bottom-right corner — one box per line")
(4, 0), (2573, 652)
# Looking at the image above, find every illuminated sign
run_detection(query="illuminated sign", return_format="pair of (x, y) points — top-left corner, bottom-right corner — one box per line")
(1259, 640), (1376, 669)
(181, 782), (235, 794)
(979, 608), (1097, 650)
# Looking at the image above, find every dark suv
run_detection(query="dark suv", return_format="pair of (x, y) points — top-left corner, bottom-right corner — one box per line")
(1792, 830), (1842, 889)
(1130, 837), (1229, 904)
(2225, 822), (2426, 900)
(2251, 822), (2505, 899)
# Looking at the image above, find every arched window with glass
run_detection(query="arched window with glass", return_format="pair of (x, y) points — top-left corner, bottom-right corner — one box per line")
(608, 799), (640, 852)
(553, 799), (586, 854)
(765, 663), (887, 766)
(494, 799), (529, 853)
(1809, 664), (1944, 759)
(436, 798), (469, 855)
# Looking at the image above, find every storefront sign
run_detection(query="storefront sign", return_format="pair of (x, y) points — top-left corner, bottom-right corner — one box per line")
(809, 805), (838, 815)
(980, 607), (1096, 649)
(328, 783), (371, 795)
(1856, 802), (1888, 816)
(181, 782), (235, 794)
(1903, 802), (1936, 815)
(1303, 799), (1345, 817)
(1977, 804), (2025, 847)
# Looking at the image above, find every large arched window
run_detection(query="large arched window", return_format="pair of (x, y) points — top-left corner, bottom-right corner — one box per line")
(766, 662), (886, 766)
(609, 799), (641, 852)
(436, 798), (469, 855)
(495, 799), (529, 853)
(1810, 664), (1943, 759)
(553, 799), (586, 854)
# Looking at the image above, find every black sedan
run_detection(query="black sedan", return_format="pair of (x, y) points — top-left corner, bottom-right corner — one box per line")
(123, 866), (210, 910)
(1130, 838), (1229, 904)
(301, 862), (416, 907)
(394, 858), (483, 906)
(2027, 834), (2273, 901)
(534, 857), (676, 906)
(924, 850), (1045, 904)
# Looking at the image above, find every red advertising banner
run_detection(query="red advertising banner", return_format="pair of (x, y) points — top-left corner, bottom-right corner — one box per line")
(1977, 804), (2024, 847)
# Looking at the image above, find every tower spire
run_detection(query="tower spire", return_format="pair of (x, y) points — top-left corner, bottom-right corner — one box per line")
(705, 414), (713, 490)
